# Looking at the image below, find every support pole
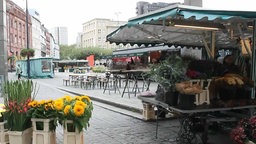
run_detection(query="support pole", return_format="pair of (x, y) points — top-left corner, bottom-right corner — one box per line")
(0, 0), (8, 95)
(26, 0), (30, 78)
(251, 20), (256, 99)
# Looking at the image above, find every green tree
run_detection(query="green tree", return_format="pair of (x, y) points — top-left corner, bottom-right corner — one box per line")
(59, 45), (113, 60)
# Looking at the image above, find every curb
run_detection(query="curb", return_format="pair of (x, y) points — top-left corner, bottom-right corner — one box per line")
(57, 88), (143, 114)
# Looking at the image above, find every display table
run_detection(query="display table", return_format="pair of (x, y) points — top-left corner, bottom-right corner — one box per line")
(138, 95), (256, 144)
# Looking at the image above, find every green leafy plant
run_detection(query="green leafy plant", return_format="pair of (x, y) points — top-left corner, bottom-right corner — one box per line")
(147, 55), (189, 91)
(20, 48), (35, 57)
(3, 80), (37, 131)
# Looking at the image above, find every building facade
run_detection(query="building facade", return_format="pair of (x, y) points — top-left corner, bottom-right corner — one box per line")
(6, 0), (32, 59)
(29, 9), (41, 58)
(50, 27), (68, 45)
(184, 0), (203, 7)
(136, 1), (175, 15)
(81, 18), (126, 49)
(6, 0), (60, 63)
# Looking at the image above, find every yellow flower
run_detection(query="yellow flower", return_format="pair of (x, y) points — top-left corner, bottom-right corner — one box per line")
(81, 96), (91, 102)
(38, 100), (45, 105)
(75, 96), (81, 100)
(64, 96), (73, 102)
(73, 104), (84, 117)
(54, 100), (64, 111)
(0, 104), (6, 117)
(28, 101), (37, 107)
(76, 101), (86, 108)
(64, 105), (71, 115)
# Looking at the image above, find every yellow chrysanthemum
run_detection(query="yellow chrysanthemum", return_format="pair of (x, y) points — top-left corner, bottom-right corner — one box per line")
(75, 96), (81, 101)
(76, 101), (86, 108)
(46, 99), (53, 103)
(64, 95), (73, 102)
(28, 101), (37, 107)
(0, 104), (6, 117)
(54, 100), (64, 111)
(73, 105), (84, 117)
(81, 96), (90, 102)
(64, 105), (71, 115)
(38, 100), (46, 105)
(44, 103), (53, 110)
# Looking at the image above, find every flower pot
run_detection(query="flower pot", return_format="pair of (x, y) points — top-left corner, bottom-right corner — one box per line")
(8, 127), (32, 144)
(178, 93), (195, 110)
(63, 120), (84, 144)
(165, 91), (179, 106)
(31, 118), (56, 144)
(0, 121), (8, 144)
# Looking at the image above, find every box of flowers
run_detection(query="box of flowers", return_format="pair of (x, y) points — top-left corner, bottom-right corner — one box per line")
(54, 95), (93, 144)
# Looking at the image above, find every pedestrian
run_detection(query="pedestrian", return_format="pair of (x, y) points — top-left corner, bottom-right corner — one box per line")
(16, 64), (22, 80)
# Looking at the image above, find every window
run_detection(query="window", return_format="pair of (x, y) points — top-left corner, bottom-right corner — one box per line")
(98, 29), (101, 34)
(41, 60), (51, 72)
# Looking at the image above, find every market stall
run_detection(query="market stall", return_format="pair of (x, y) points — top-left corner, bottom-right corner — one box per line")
(107, 4), (256, 144)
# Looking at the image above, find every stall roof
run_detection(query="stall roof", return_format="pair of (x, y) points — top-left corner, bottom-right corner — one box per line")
(107, 4), (256, 48)
(54, 60), (88, 63)
(113, 45), (179, 56)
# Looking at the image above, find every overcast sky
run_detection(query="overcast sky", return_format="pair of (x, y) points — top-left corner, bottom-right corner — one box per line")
(12, 0), (256, 45)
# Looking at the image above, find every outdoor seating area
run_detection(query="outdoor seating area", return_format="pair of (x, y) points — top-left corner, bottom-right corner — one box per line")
(62, 71), (151, 98)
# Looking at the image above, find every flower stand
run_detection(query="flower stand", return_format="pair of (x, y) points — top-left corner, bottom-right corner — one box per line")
(0, 121), (9, 144)
(31, 118), (56, 144)
(142, 102), (155, 120)
(63, 120), (84, 144)
(8, 127), (32, 144)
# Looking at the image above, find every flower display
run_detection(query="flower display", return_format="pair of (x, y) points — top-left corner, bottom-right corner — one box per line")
(54, 95), (93, 132)
(231, 116), (256, 144)
(3, 80), (37, 131)
(27, 99), (58, 131)
(0, 104), (6, 122)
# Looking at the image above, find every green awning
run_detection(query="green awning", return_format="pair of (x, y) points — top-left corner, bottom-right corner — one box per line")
(107, 4), (256, 48)
(127, 4), (256, 26)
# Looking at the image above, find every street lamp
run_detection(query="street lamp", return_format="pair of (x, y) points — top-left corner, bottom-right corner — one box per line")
(26, 0), (30, 78)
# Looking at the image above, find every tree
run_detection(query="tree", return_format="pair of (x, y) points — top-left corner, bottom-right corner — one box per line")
(59, 45), (113, 60)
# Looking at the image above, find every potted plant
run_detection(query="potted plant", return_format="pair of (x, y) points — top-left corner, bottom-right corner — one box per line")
(147, 55), (190, 106)
(54, 95), (93, 144)
(3, 80), (37, 144)
(230, 116), (256, 144)
(20, 48), (35, 58)
(27, 99), (58, 144)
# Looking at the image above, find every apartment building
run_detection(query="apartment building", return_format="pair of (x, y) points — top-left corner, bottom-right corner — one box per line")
(29, 9), (41, 58)
(136, 1), (175, 15)
(50, 27), (68, 45)
(184, 0), (203, 7)
(81, 18), (126, 49)
(6, 0), (32, 59)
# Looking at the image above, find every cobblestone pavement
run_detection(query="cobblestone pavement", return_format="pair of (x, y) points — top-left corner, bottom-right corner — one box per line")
(3, 72), (234, 144)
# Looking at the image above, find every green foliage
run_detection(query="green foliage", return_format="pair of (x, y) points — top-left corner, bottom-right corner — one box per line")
(3, 80), (38, 131)
(60, 45), (112, 60)
(92, 65), (107, 73)
(20, 48), (35, 57)
(147, 55), (189, 91)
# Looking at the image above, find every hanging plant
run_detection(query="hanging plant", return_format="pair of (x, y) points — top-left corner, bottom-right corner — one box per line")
(20, 48), (35, 57)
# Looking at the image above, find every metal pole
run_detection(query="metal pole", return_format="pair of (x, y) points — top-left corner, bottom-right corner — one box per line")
(26, 0), (30, 78)
(250, 20), (256, 99)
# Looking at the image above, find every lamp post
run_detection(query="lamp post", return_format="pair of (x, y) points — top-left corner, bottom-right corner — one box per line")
(26, 0), (30, 78)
